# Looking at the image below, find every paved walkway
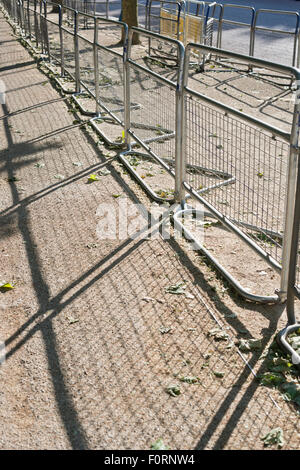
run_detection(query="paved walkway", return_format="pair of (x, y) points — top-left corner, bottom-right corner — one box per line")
(0, 11), (299, 450)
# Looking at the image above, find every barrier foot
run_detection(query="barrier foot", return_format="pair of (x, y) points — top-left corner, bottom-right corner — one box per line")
(172, 205), (282, 305)
(118, 149), (175, 203)
(276, 324), (300, 372)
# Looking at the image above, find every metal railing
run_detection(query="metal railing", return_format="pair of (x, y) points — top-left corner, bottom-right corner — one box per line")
(120, 27), (185, 202)
(3, 0), (300, 308)
(251, 9), (300, 68)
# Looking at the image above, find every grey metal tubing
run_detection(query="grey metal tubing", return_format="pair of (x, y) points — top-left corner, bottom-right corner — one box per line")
(119, 151), (176, 203)
(195, 42), (300, 80)
(94, 15), (100, 115)
(218, 4), (255, 54)
(277, 149), (300, 361)
(252, 9), (300, 67)
(147, 0), (185, 59)
(179, 43), (300, 302)
(173, 207), (280, 303)
(88, 17), (129, 145)
(123, 26), (185, 202)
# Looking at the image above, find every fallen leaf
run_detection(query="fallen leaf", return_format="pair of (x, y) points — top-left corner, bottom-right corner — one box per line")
(238, 338), (262, 352)
(261, 428), (284, 448)
(166, 384), (181, 397)
(213, 371), (225, 378)
(179, 376), (199, 384)
(0, 282), (14, 291)
(88, 174), (99, 183)
(159, 327), (172, 334)
(151, 438), (169, 450)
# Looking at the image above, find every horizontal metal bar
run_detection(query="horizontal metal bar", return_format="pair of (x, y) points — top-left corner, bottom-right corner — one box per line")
(220, 19), (253, 28)
(77, 32), (93, 44)
(254, 26), (296, 36)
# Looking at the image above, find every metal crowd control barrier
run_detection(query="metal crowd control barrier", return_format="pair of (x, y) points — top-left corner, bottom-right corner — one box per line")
(87, 16), (131, 146)
(120, 27), (185, 202)
(64, 0), (122, 20)
(20, 0), (47, 53)
(3, 0), (300, 306)
(217, 4), (255, 56)
(277, 152), (300, 370)
(174, 43), (300, 304)
(146, 0), (185, 62)
(184, 0), (219, 66)
(251, 9), (300, 68)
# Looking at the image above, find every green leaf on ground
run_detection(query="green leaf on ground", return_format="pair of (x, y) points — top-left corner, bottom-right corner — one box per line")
(151, 439), (169, 450)
(98, 168), (111, 176)
(166, 384), (181, 397)
(0, 282), (14, 291)
(165, 282), (186, 295)
(88, 174), (99, 183)
(258, 372), (285, 387)
(213, 371), (225, 378)
(207, 328), (229, 341)
(261, 428), (284, 448)
(67, 316), (79, 325)
(238, 338), (262, 352)
(179, 376), (199, 384)
(159, 327), (172, 334)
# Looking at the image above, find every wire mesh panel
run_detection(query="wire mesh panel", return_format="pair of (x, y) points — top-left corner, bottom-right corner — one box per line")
(26, 0), (37, 41)
(177, 43), (300, 303)
(87, 17), (129, 143)
(77, 31), (95, 96)
(61, 25), (76, 80)
(45, 8), (62, 64)
(22, 0), (30, 36)
(184, 96), (289, 266)
(120, 28), (184, 202)
(252, 10), (300, 67)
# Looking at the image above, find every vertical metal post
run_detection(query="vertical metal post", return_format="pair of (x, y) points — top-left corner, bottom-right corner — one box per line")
(43, 0), (50, 58)
(280, 77), (300, 302)
(249, 9), (257, 59)
(174, 41), (185, 205)
(297, 28), (300, 69)
(292, 14), (300, 68)
(59, 4), (65, 76)
(27, 0), (31, 38)
(93, 17), (100, 115)
(124, 27), (131, 149)
(34, 0), (39, 47)
(74, 10), (81, 93)
(216, 4), (224, 49)
(286, 165), (300, 325)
